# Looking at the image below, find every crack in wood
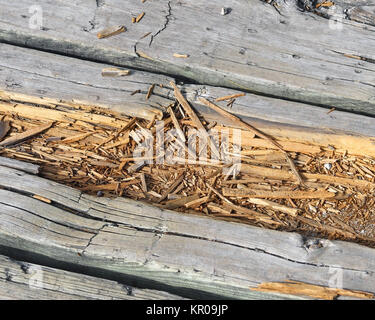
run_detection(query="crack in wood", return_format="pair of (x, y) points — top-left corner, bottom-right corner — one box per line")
(149, 1), (172, 47)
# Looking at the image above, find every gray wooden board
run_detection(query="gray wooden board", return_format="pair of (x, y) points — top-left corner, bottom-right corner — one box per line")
(0, 44), (173, 121)
(0, 156), (39, 175)
(2, 43), (375, 141)
(0, 253), (185, 300)
(1, 0), (375, 114)
(0, 165), (375, 299)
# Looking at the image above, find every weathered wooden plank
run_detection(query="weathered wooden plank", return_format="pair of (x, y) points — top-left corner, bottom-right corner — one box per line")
(0, 164), (374, 299)
(0, 44), (172, 121)
(0, 156), (39, 174)
(0, 0), (375, 114)
(0, 254), (185, 300)
(1, 43), (375, 158)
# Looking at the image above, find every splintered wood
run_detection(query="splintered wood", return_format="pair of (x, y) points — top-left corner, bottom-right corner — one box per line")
(97, 26), (126, 39)
(1, 89), (375, 247)
(252, 280), (374, 300)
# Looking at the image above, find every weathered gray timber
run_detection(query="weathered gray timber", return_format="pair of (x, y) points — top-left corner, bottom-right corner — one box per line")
(1, 1), (375, 114)
(0, 156), (39, 175)
(0, 163), (374, 299)
(0, 254), (185, 300)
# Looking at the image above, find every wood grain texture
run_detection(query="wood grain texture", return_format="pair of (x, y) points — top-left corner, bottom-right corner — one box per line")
(0, 254), (185, 300)
(0, 156), (39, 174)
(1, 43), (375, 158)
(1, 1), (375, 114)
(0, 164), (375, 299)
(0, 44), (172, 121)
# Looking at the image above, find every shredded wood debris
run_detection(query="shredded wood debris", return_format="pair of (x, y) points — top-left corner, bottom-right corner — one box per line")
(2, 90), (375, 248)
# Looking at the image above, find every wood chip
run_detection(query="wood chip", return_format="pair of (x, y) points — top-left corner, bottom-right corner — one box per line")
(139, 173), (147, 193)
(146, 84), (155, 100)
(130, 89), (141, 96)
(326, 107), (336, 115)
(140, 32), (152, 39)
(222, 188), (336, 200)
(101, 68), (130, 77)
(157, 172), (185, 203)
(80, 180), (140, 192)
(57, 132), (94, 144)
(246, 198), (299, 216)
(215, 93), (246, 102)
(173, 53), (190, 58)
(164, 194), (200, 210)
(316, 1), (335, 8)
(32, 194), (52, 204)
(167, 106), (186, 142)
(97, 26), (126, 39)
(135, 12), (145, 23)
(185, 196), (209, 208)
(0, 122), (53, 147)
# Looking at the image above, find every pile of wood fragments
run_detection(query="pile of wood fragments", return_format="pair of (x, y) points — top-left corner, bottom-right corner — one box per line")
(1, 83), (375, 247)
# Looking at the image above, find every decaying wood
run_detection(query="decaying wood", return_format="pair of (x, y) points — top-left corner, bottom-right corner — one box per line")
(0, 165), (375, 299)
(1, 89), (375, 245)
(199, 98), (304, 185)
(0, 122), (53, 147)
(170, 82), (220, 159)
(246, 198), (299, 217)
(2, 44), (375, 157)
(163, 194), (200, 210)
(222, 188), (336, 200)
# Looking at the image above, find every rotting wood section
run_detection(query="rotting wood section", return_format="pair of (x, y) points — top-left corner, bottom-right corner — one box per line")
(2, 43), (375, 158)
(1, 1), (375, 114)
(0, 162), (375, 299)
(2, 88), (375, 246)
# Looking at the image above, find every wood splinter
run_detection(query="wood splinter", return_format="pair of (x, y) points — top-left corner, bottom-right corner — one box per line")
(198, 97), (304, 185)
(173, 53), (190, 58)
(101, 68), (130, 77)
(97, 26), (126, 39)
(135, 12), (145, 23)
(170, 82), (221, 159)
